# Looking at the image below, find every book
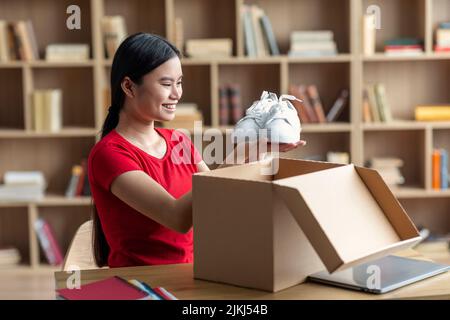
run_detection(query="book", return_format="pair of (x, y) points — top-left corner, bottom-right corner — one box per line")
(362, 88), (373, 123)
(327, 152), (349, 164)
(370, 157), (404, 168)
(34, 218), (64, 266)
(297, 85), (318, 122)
(228, 83), (243, 125)
(365, 85), (380, 122)
(374, 83), (393, 122)
(440, 149), (448, 190)
(432, 149), (441, 190)
(415, 105), (450, 121)
(288, 84), (310, 123)
(307, 85), (327, 123)
(185, 38), (232, 58)
(242, 5), (257, 57)
(250, 5), (269, 57)
(4, 171), (46, 186)
(0, 20), (10, 61)
(65, 165), (82, 197)
(101, 16), (127, 59)
(32, 89), (63, 132)
(57, 276), (151, 300)
(45, 44), (90, 61)
(326, 89), (349, 122)
(290, 30), (334, 42)
(259, 13), (279, 55)
(0, 246), (21, 267)
(219, 85), (230, 125)
(173, 17), (184, 54)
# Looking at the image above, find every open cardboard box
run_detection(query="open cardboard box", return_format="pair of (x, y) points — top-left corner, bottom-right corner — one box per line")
(192, 158), (422, 292)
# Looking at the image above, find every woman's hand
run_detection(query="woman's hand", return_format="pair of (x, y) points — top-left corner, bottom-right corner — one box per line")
(224, 138), (306, 165)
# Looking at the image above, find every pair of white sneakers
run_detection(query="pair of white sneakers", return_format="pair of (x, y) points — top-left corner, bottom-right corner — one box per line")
(232, 91), (302, 144)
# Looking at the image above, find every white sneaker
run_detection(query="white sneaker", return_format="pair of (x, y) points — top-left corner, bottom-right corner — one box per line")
(265, 94), (302, 144)
(232, 91), (277, 142)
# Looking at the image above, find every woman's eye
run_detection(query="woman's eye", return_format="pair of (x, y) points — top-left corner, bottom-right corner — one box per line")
(162, 83), (171, 87)
(176, 82), (182, 86)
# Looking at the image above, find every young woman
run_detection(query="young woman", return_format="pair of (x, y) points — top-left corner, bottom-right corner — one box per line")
(88, 33), (305, 268)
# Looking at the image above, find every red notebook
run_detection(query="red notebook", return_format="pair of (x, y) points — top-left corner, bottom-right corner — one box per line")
(56, 276), (150, 300)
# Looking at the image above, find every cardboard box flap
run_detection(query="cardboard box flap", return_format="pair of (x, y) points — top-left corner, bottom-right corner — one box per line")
(273, 164), (419, 273)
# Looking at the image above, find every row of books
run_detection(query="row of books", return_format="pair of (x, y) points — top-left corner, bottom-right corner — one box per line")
(185, 38), (232, 59)
(32, 89), (63, 132)
(45, 44), (90, 61)
(0, 20), (38, 61)
(0, 246), (21, 267)
(362, 83), (393, 123)
(219, 84), (243, 126)
(289, 85), (349, 123)
(0, 171), (46, 202)
(432, 148), (449, 190)
(304, 151), (350, 164)
(66, 159), (91, 197)
(435, 22), (450, 52)
(162, 103), (203, 130)
(368, 157), (405, 187)
(241, 4), (279, 57)
(56, 276), (178, 300)
(415, 105), (450, 121)
(101, 15), (127, 59)
(384, 38), (424, 57)
(288, 30), (338, 57)
(34, 217), (64, 266)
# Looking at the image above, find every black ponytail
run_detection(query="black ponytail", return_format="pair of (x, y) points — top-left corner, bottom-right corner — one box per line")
(93, 33), (181, 267)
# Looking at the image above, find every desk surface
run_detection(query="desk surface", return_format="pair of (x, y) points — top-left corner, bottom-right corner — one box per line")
(54, 250), (450, 300)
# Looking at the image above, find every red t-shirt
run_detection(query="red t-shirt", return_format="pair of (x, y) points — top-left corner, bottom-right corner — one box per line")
(88, 128), (202, 268)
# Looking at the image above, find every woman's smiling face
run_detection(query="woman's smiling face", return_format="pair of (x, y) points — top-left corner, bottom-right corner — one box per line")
(124, 56), (183, 122)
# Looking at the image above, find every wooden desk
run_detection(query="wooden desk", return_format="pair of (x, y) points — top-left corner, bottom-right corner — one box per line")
(54, 250), (450, 300)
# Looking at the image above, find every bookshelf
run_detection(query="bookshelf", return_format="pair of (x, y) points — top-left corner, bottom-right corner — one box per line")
(0, 0), (449, 271)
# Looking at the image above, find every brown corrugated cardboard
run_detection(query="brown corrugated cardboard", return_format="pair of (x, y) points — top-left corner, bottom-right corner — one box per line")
(193, 158), (421, 292)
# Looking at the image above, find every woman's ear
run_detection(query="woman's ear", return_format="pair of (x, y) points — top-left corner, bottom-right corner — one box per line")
(121, 77), (135, 99)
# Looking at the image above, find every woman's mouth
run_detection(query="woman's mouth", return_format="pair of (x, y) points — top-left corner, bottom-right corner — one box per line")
(162, 104), (176, 112)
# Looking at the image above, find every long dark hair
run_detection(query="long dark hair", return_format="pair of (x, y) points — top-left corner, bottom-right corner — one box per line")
(92, 33), (181, 267)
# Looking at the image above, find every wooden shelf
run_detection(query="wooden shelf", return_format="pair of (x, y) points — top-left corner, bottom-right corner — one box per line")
(29, 60), (95, 68)
(0, 128), (98, 138)
(362, 53), (450, 62)
(0, 195), (92, 208)
(394, 187), (450, 199)
(361, 121), (427, 131)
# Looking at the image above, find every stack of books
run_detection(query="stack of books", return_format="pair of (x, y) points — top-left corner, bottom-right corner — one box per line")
(31, 89), (63, 132)
(384, 38), (423, 56)
(0, 171), (46, 202)
(435, 22), (450, 52)
(34, 217), (63, 266)
(45, 44), (90, 61)
(415, 105), (450, 121)
(0, 246), (21, 268)
(162, 103), (203, 130)
(241, 4), (279, 57)
(219, 84), (243, 126)
(369, 157), (405, 187)
(185, 38), (232, 59)
(327, 152), (350, 164)
(66, 159), (90, 197)
(288, 85), (349, 123)
(362, 83), (393, 123)
(56, 276), (178, 300)
(432, 149), (449, 190)
(288, 30), (337, 57)
(101, 16), (127, 59)
(0, 20), (39, 61)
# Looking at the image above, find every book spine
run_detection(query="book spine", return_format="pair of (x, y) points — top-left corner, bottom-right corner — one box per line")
(228, 83), (243, 125)
(242, 5), (257, 57)
(432, 149), (441, 190)
(219, 85), (230, 125)
(298, 85), (318, 122)
(307, 85), (327, 123)
(326, 89), (349, 122)
(259, 14), (279, 55)
(34, 218), (63, 265)
(362, 88), (373, 123)
(288, 84), (310, 123)
(441, 149), (448, 190)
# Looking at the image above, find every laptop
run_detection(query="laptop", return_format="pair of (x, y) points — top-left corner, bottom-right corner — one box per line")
(308, 255), (449, 294)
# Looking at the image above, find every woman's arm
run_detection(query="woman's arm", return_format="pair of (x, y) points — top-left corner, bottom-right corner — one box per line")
(111, 171), (193, 234)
